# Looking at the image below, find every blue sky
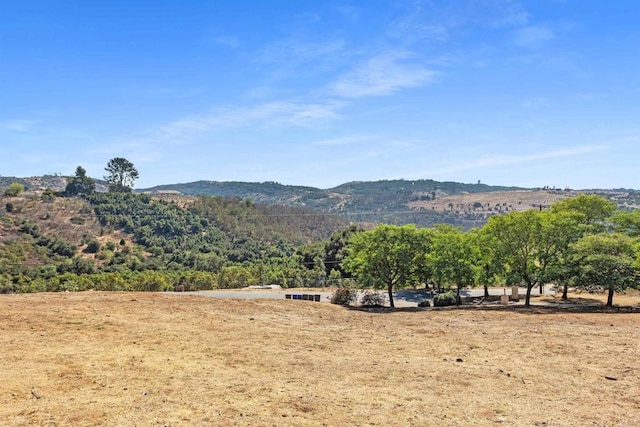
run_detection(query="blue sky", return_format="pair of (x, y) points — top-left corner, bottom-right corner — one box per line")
(1, 0), (639, 190)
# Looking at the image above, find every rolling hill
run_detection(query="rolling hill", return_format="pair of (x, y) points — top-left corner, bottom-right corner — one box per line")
(2, 175), (639, 228)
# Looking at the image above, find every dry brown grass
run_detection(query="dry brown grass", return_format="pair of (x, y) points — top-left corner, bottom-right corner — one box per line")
(0, 292), (638, 426)
(541, 290), (640, 308)
(409, 190), (570, 214)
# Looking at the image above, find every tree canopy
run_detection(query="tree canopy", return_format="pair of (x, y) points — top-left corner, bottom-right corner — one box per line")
(65, 166), (96, 196)
(105, 157), (139, 193)
(343, 224), (425, 307)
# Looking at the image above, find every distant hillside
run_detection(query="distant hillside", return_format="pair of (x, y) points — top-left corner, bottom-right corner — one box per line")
(139, 179), (640, 228)
(0, 175), (68, 191)
(140, 179), (527, 228)
(0, 175), (109, 192)
(3, 176), (639, 228)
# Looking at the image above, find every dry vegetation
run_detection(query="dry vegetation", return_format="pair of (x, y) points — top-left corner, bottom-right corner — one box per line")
(0, 194), (131, 261)
(409, 190), (570, 214)
(0, 292), (638, 426)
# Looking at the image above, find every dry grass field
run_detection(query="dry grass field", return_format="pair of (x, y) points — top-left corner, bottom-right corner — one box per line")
(408, 190), (570, 213)
(0, 292), (638, 426)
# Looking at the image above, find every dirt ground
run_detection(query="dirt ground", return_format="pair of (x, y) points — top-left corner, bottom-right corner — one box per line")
(0, 292), (638, 426)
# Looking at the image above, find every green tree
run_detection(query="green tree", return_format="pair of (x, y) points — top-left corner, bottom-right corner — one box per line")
(427, 225), (480, 305)
(550, 194), (616, 228)
(104, 157), (139, 193)
(571, 233), (638, 306)
(4, 182), (25, 197)
(413, 228), (435, 290)
(610, 210), (640, 237)
(65, 166), (96, 196)
(323, 225), (362, 277)
(343, 224), (422, 308)
(545, 196), (616, 299)
(482, 210), (582, 306)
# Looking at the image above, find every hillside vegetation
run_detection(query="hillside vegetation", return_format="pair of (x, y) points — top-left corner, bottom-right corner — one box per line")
(141, 179), (640, 228)
(0, 190), (351, 293)
(1, 174), (639, 304)
(4, 175), (639, 227)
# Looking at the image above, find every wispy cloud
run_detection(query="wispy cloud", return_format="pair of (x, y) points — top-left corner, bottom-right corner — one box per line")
(330, 50), (436, 98)
(156, 101), (344, 140)
(254, 38), (346, 68)
(214, 36), (240, 48)
(310, 134), (374, 146)
(0, 119), (38, 132)
(426, 145), (608, 176)
(388, 0), (528, 44)
(521, 96), (549, 108)
(514, 25), (555, 48)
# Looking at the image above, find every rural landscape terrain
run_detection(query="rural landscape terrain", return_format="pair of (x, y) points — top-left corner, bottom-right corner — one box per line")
(1, 292), (638, 426)
(4, 1), (640, 425)
(1, 170), (639, 426)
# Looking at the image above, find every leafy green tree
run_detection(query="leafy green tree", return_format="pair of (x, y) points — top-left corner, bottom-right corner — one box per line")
(482, 210), (582, 306)
(343, 224), (422, 308)
(323, 225), (361, 277)
(610, 210), (640, 237)
(476, 227), (505, 298)
(550, 194), (616, 228)
(65, 166), (96, 196)
(4, 182), (25, 197)
(427, 225), (480, 305)
(412, 227), (435, 289)
(570, 233), (638, 306)
(542, 197), (616, 299)
(105, 157), (139, 193)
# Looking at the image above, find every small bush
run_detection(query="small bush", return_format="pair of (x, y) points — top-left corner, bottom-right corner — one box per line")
(330, 287), (358, 305)
(433, 291), (457, 307)
(84, 240), (101, 254)
(5, 202), (14, 213)
(360, 291), (386, 307)
(418, 300), (431, 307)
(4, 182), (24, 197)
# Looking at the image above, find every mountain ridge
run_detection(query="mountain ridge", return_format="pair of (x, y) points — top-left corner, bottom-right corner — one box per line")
(3, 175), (638, 228)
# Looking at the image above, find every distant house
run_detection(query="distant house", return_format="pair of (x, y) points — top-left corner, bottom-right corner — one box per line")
(155, 190), (182, 196)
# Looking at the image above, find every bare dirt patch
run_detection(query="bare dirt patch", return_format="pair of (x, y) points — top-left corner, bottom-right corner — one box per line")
(0, 292), (638, 426)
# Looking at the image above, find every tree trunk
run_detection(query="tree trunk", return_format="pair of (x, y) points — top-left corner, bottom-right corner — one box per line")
(456, 286), (461, 306)
(388, 284), (395, 308)
(562, 283), (568, 300)
(525, 283), (533, 307)
(607, 288), (614, 307)
(484, 284), (489, 298)
(539, 283), (544, 294)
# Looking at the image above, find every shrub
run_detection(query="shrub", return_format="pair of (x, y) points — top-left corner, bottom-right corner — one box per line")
(4, 182), (24, 197)
(418, 300), (431, 307)
(359, 290), (386, 307)
(84, 240), (101, 254)
(41, 190), (56, 202)
(5, 202), (14, 213)
(330, 287), (358, 305)
(433, 291), (457, 307)
(19, 220), (41, 237)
